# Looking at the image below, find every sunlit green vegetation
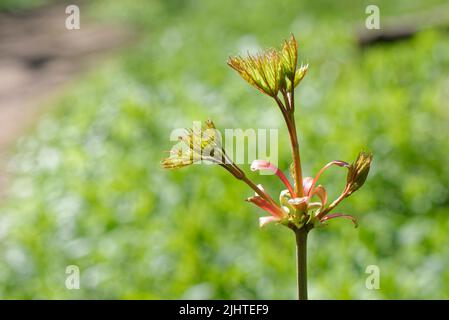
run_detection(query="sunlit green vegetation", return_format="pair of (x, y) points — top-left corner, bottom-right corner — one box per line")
(0, 0), (448, 299)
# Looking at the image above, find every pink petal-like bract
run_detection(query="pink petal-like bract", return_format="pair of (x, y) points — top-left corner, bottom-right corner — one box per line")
(309, 160), (349, 196)
(302, 177), (313, 195)
(247, 196), (284, 218)
(259, 216), (280, 227)
(251, 160), (295, 197)
(313, 185), (328, 206)
(320, 213), (358, 227)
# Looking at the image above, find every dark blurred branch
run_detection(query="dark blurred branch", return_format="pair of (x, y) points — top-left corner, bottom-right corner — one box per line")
(357, 4), (449, 47)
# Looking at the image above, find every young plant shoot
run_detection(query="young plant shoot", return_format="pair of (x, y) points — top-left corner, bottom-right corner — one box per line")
(162, 35), (373, 300)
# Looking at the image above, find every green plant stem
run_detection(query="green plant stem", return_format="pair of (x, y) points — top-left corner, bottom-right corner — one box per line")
(289, 81), (295, 112)
(273, 96), (304, 197)
(287, 116), (304, 197)
(295, 227), (309, 300)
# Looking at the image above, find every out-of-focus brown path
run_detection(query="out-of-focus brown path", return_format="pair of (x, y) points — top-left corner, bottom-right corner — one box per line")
(0, 3), (132, 192)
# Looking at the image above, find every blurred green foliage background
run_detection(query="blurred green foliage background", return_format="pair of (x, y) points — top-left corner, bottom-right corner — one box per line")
(0, 0), (448, 299)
